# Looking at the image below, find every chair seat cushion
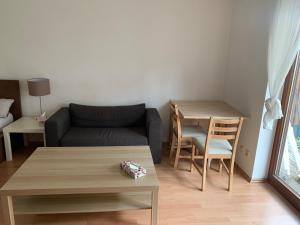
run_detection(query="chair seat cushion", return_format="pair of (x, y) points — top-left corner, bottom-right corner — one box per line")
(182, 126), (204, 138)
(193, 132), (232, 155)
(61, 127), (148, 146)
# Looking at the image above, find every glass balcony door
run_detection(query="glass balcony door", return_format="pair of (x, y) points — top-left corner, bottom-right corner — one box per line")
(269, 54), (300, 211)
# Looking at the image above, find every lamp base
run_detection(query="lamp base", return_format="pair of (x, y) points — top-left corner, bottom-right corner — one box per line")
(35, 112), (47, 122)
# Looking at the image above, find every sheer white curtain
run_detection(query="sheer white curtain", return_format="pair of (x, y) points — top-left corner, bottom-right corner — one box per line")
(263, 0), (300, 129)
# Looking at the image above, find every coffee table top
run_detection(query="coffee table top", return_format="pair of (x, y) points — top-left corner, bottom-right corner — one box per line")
(0, 146), (159, 196)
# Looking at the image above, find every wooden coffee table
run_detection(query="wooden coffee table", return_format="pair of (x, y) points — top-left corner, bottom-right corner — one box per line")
(0, 146), (159, 225)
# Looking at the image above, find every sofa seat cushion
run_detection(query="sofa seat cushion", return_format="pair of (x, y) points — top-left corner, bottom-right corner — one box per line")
(60, 127), (148, 146)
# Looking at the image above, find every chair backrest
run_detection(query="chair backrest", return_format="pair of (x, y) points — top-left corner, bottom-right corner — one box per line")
(169, 103), (182, 137)
(204, 117), (244, 157)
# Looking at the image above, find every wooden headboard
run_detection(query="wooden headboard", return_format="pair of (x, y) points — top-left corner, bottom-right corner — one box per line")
(0, 80), (22, 119)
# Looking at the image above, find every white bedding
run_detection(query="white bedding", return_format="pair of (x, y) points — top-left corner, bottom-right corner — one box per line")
(0, 113), (13, 132)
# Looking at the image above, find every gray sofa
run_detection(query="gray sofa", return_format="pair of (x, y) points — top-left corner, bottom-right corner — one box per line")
(45, 103), (162, 163)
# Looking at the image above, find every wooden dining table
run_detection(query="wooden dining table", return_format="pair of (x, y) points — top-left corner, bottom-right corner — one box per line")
(170, 100), (245, 120)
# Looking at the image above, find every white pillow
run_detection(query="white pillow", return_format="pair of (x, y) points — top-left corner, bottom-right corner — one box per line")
(0, 99), (14, 118)
(0, 113), (14, 132)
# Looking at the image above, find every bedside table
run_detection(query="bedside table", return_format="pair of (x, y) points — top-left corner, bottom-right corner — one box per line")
(3, 117), (45, 161)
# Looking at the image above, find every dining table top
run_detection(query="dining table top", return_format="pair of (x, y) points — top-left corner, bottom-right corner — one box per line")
(170, 100), (245, 119)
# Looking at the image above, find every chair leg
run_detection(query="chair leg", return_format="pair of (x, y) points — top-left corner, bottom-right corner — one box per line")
(228, 159), (235, 191)
(202, 158), (207, 191)
(219, 159), (223, 173)
(190, 144), (195, 172)
(174, 140), (182, 169)
(208, 159), (211, 170)
(169, 133), (176, 160)
(168, 114), (173, 145)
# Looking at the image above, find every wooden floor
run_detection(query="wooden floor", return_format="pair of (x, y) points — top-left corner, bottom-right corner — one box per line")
(0, 145), (300, 225)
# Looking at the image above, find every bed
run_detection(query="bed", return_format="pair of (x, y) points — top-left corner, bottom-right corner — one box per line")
(0, 80), (22, 161)
(0, 80), (22, 120)
(0, 113), (14, 133)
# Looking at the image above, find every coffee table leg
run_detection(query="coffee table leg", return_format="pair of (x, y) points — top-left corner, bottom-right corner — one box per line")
(1, 196), (15, 225)
(151, 189), (158, 225)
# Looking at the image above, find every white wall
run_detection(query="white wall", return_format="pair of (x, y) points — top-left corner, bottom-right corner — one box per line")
(0, 0), (278, 179)
(252, 106), (275, 180)
(224, 0), (275, 179)
(0, 0), (233, 138)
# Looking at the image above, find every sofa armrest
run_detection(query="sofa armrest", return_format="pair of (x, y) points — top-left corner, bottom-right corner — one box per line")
(45, 108), (71, 146)
(146, 108), (162, 163)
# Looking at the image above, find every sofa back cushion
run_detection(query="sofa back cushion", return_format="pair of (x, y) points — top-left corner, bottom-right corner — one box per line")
(69, 103), (146, 128)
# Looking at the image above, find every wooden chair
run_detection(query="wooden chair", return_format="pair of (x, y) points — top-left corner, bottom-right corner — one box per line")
(169, 103), (203, 169)
(191, 117), (243, 191)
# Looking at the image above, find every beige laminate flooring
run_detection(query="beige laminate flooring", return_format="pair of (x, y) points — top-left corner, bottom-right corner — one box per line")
(0, 145), (300, 225)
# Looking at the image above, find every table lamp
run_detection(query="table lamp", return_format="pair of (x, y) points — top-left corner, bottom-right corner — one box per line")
(27, 78), (50, 121)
